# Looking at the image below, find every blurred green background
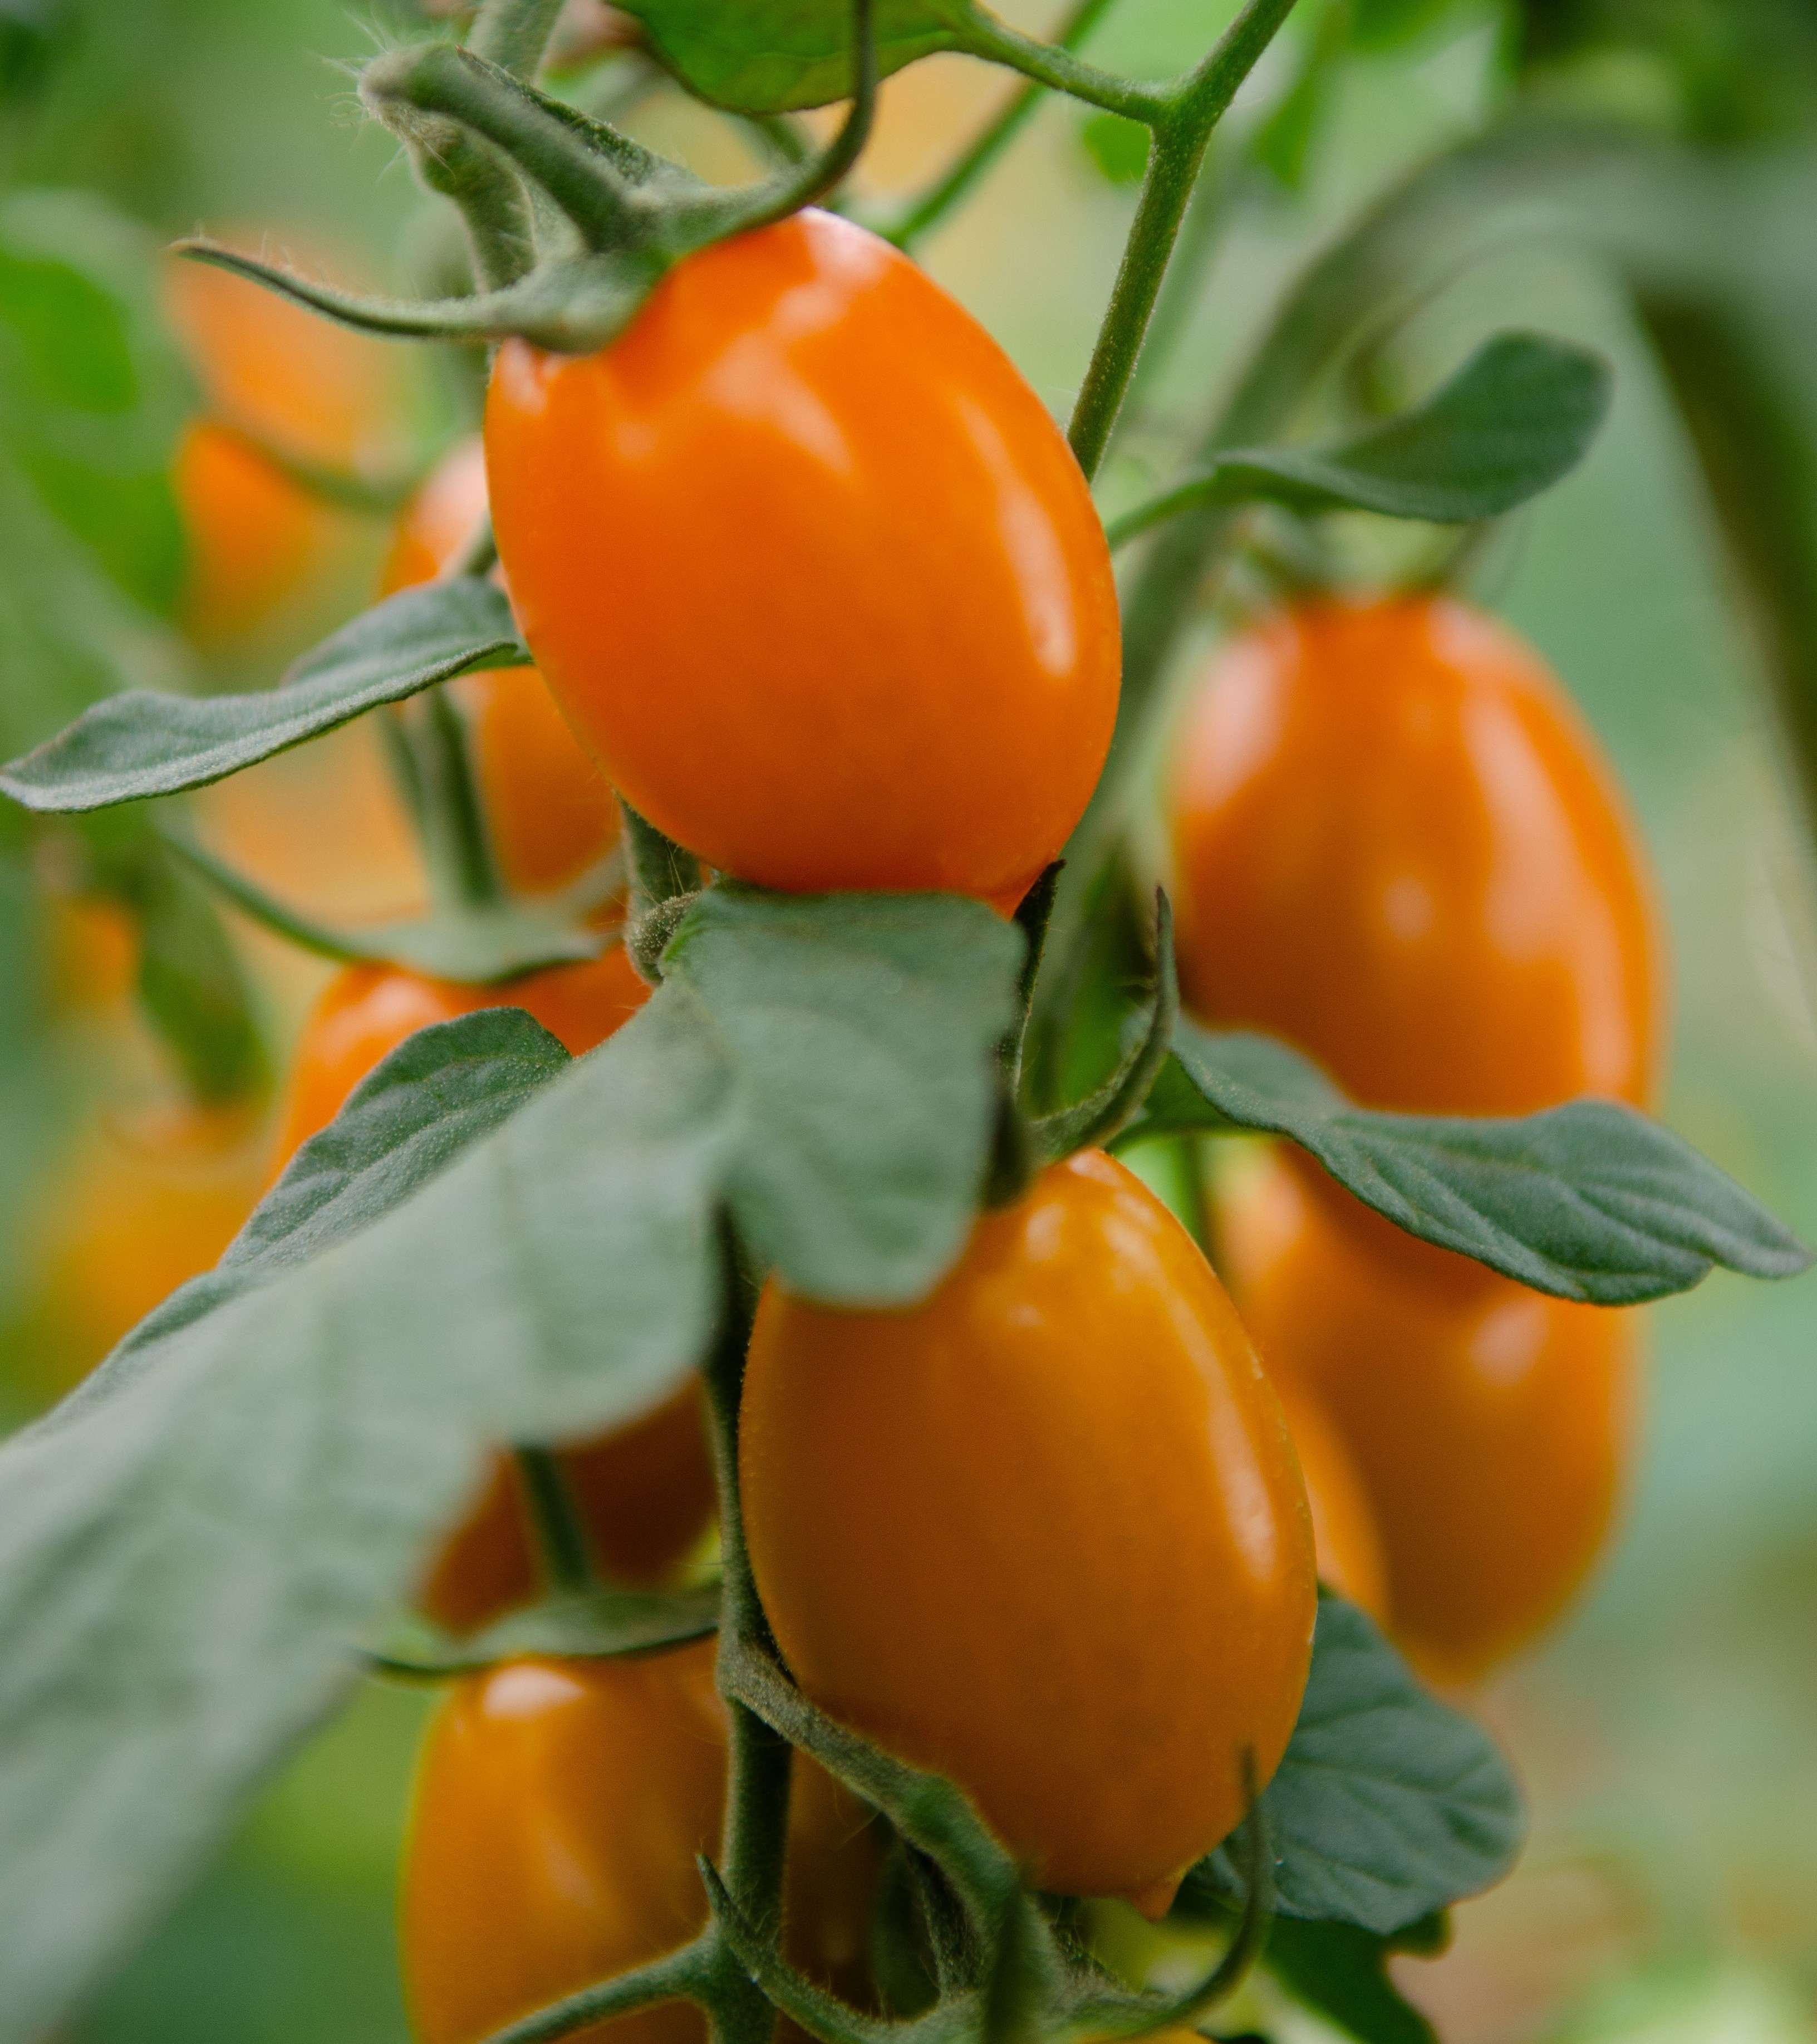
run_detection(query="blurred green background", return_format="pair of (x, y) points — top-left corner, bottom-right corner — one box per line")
(1, 2), (1813, 2041)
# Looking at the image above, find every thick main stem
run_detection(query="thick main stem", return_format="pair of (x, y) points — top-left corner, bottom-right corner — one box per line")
(701, 1236), (792, 2044)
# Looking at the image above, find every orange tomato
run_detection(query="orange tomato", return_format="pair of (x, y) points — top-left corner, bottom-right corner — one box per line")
(1171, 595), (1663, 1293)
(275, 957), (715, 1625)
(382, 438), (620, 897)
(401, 1647), (880, 2044)
(166, 251), (392, 641)
(31, 1102), (264, 1389)
(740, 1149), (1315, 1903)
(485, 208), (1120, 902)
(1223, 1152), (1637, 1685)
(1270, 1372), (1390, 1624)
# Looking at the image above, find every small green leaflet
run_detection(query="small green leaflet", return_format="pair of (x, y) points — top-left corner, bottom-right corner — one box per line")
(1107, 334), (1612, 548)
(1186, 1594), (1522, 1936)
(1133, 1023), (1811, 1305)
(0, 887), (1019, 2042)
(1264, 1916), (1447, 2044)
(0, 579), (527, 813)
(618, 0), (974, 112)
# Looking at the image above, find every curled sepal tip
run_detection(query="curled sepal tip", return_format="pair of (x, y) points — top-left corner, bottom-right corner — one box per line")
(171, 236), (666, 355)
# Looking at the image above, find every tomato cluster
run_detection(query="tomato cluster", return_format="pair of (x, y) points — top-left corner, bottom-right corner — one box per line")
(92, 200), (1654, 2043)
(1171, 594), (1661, 1682)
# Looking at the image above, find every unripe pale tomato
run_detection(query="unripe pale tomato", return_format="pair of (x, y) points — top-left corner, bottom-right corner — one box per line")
(382, 440), (618, 896)
(740, 1149), (1315, 1904)
(485, 208), (1121, 903)
(1171, 595), (1663, 1294)
(401, 1646), (880, 2044)
(166, 252), (392, 642)
(30, 1101), (264, 1390)
(1222, 1153), (1637, 1685)
(275, 958), (714, 1624)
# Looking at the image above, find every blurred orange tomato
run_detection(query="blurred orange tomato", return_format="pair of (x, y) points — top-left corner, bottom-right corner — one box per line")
(274, 957), (714, 1627)
(30, 1101), (264, 1389)
(402, 1647), (879, 2044)
(1172, 596), (1664, 1295)
(384, 438), (619, 897)
(166, 248), (394, 641)
(1223, 1151), (1637, 1685)
(1270, 1371), (1390, 1623)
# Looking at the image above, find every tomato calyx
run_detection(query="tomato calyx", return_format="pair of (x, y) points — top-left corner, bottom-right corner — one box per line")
(174, 0), (879, 359)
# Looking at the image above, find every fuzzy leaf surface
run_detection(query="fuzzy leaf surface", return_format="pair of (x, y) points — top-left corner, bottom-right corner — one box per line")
(1137, 1024), (1811, 1303)
(618, 0), (974, 111)
(0, 997), (730, 2043)
(0, 580), (526, 812)
(1186, 1595), (1521, 1935)
(662, 886), (1022, 1303)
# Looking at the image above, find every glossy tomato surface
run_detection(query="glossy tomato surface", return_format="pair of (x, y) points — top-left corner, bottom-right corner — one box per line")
(274, 958), (714, 1626)
(383, 439), (619, 896)
(740, 1149), (1315, 1901)
(1224, 1153), (1637, 1684)
(402, 1649), (880, 2044)
(1172, 596), (1663, 1287)
(486, 209), (1120, 901)
(403, 1649), (724, 2044)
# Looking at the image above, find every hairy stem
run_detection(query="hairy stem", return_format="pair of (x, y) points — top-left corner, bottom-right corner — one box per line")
(890, 0), (1124, 248)
(1067, 0), (1304, 479)
(957, 8), (1167, 122)
(700, 1234), (792, 2044)
(468, 0), (569, 81)
(473, 1942), (711, 2044)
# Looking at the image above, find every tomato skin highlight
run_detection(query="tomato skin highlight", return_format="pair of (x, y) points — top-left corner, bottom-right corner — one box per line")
(485, 209), (1121, 901)
(740, 1149), (1315, 1900)
(1171, 595), (1663, 1292)
(1224, 1153), (1636, 1684)
(403, 1648), (725, 2044)
(274, 957), (714, 1626)
(382, 440), (620, 898)
(401, 1648), (880, 2044)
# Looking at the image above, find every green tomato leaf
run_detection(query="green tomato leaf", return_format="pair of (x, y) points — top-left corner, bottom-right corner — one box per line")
(369, 1581), (722, 1679)
(1108, 334), (1613, 548)
(0, 993), (731, 2044)
(661, 885), (1023, 1304)
(1263, 1917), (1446, 2044)
(0, 580), (528, 814)
(1185, 1593), (1521, 1935)
(618, 0), (975, 112)
(1133, 1023), (1812, 1305)
(1079, 111), (1149, 186)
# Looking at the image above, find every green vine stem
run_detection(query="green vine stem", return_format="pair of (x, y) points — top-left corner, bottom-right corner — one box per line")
(512, 1445), (597, 1594)
(474, 1943), (712, 2044)
(888, 0), (1126, 249)
(468, 0), (569, 82)
(700, 1232), (797, 2044)
(1067, 0), (1305, 481)
(956, 8), (1167, 122)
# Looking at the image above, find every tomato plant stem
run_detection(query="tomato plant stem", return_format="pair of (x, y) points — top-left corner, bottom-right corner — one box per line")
(957, 8), (1167, 122)
(1067, 0), (1304, 480)
(888, 0), (1124, 248)
(701, 1232), (794, 2044)
(471, 1942), (712, 2044)
(512, 1446), (597, 1594)
(468, 0), (569, 81)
